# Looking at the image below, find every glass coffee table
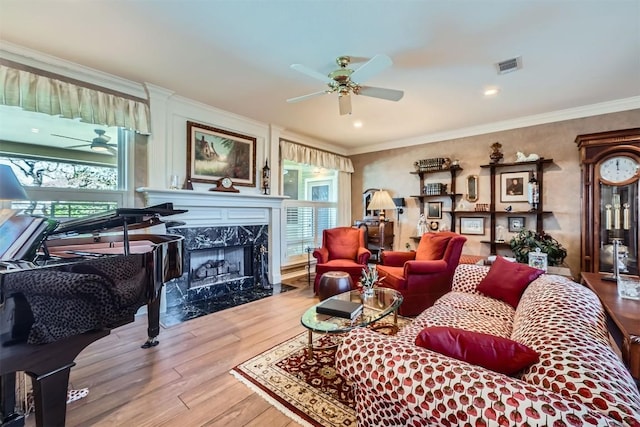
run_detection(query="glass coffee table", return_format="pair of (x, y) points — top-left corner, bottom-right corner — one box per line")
(300, 288), (403, 359)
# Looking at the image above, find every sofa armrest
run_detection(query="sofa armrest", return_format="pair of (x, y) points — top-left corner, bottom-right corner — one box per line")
(403, 259), (447, 275)
(335, 328), (614, 427)
(312, 247), (328, 263)
(380, 250), (416, 267)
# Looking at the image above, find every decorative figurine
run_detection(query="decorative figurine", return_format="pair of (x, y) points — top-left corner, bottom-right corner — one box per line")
(489, 142), (503, 164)
(516, 152), (541, 162)
(417, 214), (428, 235)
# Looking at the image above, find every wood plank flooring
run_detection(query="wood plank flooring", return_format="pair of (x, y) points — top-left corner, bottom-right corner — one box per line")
(25, 280), (317, 427)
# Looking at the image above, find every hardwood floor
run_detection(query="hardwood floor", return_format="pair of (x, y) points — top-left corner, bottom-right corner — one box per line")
(26, 280), (317, 427)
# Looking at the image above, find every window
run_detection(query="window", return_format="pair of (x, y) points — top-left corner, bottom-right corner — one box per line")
(0, 105), (131, 219)
(282, 160), (338, 263)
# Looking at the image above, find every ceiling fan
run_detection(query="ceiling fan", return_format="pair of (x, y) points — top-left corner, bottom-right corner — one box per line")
(52, 129), (117, 154)
(287, 54), (404, 115)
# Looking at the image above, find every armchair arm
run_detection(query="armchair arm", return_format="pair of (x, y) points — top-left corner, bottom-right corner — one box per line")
(312, 247), (329, 264)
(380, 250), (416, 267)
(403, 259), (448, 275)
(356, 247), (372, 264)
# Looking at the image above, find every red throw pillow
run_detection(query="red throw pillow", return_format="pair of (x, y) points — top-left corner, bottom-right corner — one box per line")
(415, 326), (540, 375)
(415, 233), (452, 261)
(476, 256), (544, 308)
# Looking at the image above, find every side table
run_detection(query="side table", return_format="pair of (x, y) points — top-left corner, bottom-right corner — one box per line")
(581, 272), (640, 384)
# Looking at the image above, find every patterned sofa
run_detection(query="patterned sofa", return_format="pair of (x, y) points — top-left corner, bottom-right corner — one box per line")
(336, 263), (640, 426)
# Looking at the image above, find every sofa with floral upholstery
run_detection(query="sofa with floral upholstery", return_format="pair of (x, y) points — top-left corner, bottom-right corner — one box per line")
(336, 261), (640, 426)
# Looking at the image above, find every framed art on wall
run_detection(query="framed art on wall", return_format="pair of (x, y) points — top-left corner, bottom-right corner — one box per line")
(186, 121), (256, 186)
(460, 217), (484, 235)
(426, 201), (442, 219)
(508, 217), (526, 232)
(500, 171), (529, 203)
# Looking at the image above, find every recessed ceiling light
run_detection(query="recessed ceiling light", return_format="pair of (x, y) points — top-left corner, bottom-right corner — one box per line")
(353, 120), (363, 128)
(31, 128), (40, 133)
(484, 88), (499, 96)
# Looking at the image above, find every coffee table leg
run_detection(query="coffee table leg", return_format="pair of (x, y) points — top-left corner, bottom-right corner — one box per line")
(307, 329), (314, 359)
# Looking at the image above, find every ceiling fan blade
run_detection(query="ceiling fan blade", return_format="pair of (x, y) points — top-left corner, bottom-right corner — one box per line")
(358, 86), (404, 101)
(290, 63), (333, 84)
(286, 90), (329, 103)
(66, 143), (91, 149)
(350, 54), (393, 84)
(51, 133), (91, 143)
(338, 94), (352, 115)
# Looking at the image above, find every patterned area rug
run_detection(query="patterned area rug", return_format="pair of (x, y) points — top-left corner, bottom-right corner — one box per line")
(230, 317), (408, 427)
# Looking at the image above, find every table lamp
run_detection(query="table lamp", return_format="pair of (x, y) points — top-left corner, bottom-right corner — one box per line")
(0, 164), (29, 201)
(366, 189), (397, 258)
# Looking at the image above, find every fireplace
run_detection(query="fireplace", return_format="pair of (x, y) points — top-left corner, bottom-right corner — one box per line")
(165, 224), (268, 305)
(189, 245), (252, 289)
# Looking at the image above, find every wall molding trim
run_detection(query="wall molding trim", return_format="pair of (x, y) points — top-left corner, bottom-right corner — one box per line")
(349, 96), (640, 156)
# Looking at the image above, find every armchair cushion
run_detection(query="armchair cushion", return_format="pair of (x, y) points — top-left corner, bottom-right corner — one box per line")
(415, 233), (452, 260)
(476, 256), (544, 308)
(325, 228), (359, 260)
(415, 326), (540, 375)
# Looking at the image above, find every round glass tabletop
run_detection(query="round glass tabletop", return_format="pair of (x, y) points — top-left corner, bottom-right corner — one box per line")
(301, 287), (403, 334)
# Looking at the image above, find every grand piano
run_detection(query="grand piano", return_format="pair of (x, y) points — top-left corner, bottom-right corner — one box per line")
(0, 203), (185, 427)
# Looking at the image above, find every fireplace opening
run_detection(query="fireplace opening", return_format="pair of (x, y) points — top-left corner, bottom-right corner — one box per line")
(189, 245), (252, 289)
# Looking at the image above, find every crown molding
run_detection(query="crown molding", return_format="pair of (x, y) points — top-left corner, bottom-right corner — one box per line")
(348, 97), (640, 156)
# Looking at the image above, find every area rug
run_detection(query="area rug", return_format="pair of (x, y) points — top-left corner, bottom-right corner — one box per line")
(230, 317), (408, 427)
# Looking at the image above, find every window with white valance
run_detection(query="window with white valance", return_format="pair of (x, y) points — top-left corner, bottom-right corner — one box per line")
(279, 139), (354, 173)
(280, 139), (353, 265)
(0, 59), (151, 134)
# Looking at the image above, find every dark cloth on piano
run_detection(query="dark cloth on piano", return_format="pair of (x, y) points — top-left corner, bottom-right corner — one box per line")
(3, 254), (148, 344)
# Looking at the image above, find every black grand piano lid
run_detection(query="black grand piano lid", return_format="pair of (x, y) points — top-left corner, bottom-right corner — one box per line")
(51, 202), (187, 235)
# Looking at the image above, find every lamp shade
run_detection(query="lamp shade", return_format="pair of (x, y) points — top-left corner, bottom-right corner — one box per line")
(0, 165), (29, 201)
(367, 190), (396, 211)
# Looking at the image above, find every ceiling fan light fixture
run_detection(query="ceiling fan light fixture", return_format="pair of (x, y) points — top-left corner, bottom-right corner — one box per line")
(91, 143), (109, 152)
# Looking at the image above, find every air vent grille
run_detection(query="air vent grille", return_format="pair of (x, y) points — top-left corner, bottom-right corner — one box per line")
(496, 56), (522, 74)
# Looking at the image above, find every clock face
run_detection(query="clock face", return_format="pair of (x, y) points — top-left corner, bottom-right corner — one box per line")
(599, 156), (639, 184)
(221, 177), (233, 188)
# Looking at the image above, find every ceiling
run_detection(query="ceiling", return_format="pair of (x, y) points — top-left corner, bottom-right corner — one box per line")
(0, 0), (639, 155)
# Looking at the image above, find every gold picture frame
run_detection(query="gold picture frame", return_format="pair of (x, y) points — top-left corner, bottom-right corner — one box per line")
(186, 121), (256, 186)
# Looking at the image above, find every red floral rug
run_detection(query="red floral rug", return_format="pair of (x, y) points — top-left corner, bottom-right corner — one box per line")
(230, 320), (406, 427)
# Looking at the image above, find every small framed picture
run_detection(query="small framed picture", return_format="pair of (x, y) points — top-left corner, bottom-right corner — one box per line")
(426, 202), (442, 219)
(429, 221), (440, 231)
(508, 217), (525, 232)
(460, 217), (484, 235)
(500, 171), (530, 203)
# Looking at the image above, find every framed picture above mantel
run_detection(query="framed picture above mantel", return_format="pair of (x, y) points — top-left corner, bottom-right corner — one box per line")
(186, 121), (256, 187)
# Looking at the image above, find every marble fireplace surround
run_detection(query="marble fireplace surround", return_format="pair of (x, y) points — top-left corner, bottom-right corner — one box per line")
(138, 188), (287, 300)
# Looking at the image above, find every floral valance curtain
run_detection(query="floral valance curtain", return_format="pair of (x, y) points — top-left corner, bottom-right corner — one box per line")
(0, 59), (151, 134)
(280, 139), (354, 173)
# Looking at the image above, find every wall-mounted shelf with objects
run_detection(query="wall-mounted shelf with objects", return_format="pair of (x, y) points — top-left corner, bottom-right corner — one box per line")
(410, 165), (463, 234)
(478, 158), (554, 255)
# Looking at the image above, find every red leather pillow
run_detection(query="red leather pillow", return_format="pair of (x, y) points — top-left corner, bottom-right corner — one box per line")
(415, 233), (452, 261)
(476, 256), (544, 308)
(415, 326), (540, 375)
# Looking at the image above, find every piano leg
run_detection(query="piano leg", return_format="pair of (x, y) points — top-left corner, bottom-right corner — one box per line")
(1, 374), (23, 426)
(28, 364), (73, 427)
(141, 288), (161, 349)
(0, 330), (110, 427)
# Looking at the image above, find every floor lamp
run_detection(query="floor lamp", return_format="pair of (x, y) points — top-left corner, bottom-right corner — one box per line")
(366, 189), (397, 261)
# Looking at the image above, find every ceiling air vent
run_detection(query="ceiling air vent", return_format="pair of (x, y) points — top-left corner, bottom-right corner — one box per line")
(496, 56), (522, 74)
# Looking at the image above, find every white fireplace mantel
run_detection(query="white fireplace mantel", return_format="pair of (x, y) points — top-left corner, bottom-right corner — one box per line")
(137, 187), (288, 284)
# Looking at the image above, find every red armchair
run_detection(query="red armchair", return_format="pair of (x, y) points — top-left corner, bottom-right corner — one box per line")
(313, 227), (371, 294)
(376, 231), (466, 316)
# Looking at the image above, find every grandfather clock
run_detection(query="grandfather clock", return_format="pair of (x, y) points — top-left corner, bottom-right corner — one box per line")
(576, 128), (640, 276)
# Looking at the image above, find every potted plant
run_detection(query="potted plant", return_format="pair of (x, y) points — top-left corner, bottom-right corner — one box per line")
(359, 267), (383, 296)
(509, 229), (567, 266)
